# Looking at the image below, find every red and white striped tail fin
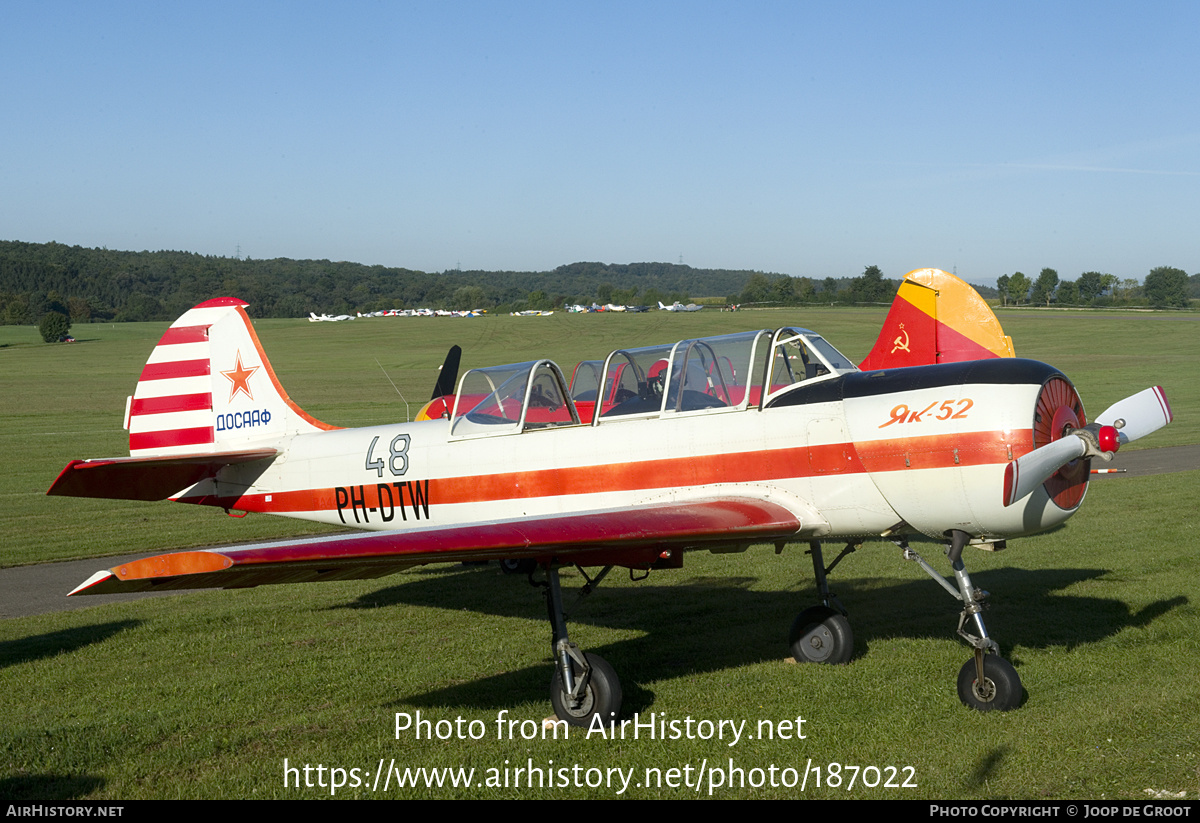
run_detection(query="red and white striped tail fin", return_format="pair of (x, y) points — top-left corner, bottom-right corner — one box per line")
(127, 297), (338, 457)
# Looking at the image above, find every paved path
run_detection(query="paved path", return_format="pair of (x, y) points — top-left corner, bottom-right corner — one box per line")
(3, 444), (1196, 620)
(0, 553), (205, 619)
(1101, 443), (1200, 477)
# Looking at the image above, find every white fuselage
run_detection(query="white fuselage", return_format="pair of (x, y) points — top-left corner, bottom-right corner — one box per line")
(194, 362), (1075, 550)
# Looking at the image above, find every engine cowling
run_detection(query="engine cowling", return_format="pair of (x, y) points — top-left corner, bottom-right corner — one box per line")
(840, 359), (1088, 540)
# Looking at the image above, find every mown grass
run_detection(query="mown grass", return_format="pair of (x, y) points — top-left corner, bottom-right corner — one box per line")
(1, 308), (1197, 799)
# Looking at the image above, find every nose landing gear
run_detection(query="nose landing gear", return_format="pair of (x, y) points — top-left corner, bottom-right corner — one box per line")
(899, 529), (1024, 712)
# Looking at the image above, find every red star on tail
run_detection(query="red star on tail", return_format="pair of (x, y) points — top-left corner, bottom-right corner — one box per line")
(221, 351), (259, 402)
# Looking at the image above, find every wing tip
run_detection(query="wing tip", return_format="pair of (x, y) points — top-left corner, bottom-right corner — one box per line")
(69, 570), (117, 596)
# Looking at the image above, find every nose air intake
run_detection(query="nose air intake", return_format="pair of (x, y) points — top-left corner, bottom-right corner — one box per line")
(1032, 376), (1090, 510)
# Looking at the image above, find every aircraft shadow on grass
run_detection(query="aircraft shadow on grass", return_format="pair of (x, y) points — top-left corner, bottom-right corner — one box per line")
(0, 774), (106, 803)
(0, 619), (141, 671)
(334, 565), (1187, 713)
(967, 745), (1012, 790)
(2, 621), (141, 801)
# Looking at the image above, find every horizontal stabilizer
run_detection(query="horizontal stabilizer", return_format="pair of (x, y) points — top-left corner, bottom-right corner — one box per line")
(47, 449), (277, 501)
(69, 498), (802, 595)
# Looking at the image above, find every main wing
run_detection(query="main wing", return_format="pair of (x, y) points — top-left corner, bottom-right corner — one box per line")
(69, 498), (802, 595)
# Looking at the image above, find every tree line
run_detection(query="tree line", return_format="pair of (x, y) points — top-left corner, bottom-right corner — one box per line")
(0, 242), (913, 324)
(2, 240), (1193, 326)
(996, 267), (1194, 309)
(734, 265), (907, 306)
(0, 241), (801, 324)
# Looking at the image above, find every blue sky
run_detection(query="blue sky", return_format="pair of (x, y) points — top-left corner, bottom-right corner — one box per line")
(3, 1), (1196, 284)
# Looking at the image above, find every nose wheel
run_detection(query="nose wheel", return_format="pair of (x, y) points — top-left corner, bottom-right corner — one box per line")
(957, 652), (1022, 711)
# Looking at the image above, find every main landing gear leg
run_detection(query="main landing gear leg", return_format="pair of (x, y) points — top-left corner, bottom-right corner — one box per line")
(897, 530), (1023, 711)
(789, 541), (856, 665)
(539, 564), (622, 728)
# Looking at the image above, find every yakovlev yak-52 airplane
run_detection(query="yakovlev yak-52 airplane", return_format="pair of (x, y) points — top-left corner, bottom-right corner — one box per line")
(49, 269), (1172, 725)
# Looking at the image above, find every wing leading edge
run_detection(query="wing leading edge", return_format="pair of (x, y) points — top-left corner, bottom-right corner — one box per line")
(69, 498), (803, 596)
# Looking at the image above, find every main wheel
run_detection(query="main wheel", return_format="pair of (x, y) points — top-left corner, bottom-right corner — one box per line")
(789, 606), (854, 665)
(500, 558), (537, 575)
(550, 652), (622, 728)
(957, 655), (1022, 711)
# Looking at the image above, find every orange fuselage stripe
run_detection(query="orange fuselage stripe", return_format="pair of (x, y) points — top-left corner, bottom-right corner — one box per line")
(205, 428), (1032, 514)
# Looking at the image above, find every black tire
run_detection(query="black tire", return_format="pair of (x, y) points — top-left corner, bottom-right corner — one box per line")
(550, 652), (622, 728)
(957, 655), (1023, 712)
(789, 606), (854, 665)
(500, 558), (537, 575)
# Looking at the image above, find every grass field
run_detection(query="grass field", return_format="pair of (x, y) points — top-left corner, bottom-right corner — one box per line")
(1, 307), (1197, 799)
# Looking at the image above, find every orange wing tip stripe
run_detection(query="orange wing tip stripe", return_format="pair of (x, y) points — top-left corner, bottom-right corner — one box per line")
(68, 554), (230, 596)
(113, 551), (233, 582)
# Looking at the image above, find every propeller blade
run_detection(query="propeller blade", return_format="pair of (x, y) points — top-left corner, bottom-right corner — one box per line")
(431, 345), (462, 400)
(1094, 386), (1172, 445)
(1003, 436), (1087, 507)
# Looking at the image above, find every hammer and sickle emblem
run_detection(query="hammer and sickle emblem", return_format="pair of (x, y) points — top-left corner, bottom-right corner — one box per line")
(890, 323), (911, 354)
